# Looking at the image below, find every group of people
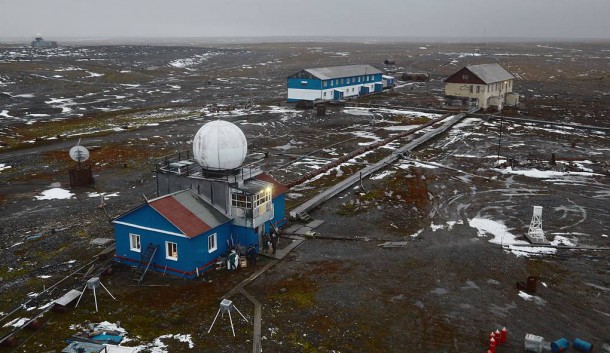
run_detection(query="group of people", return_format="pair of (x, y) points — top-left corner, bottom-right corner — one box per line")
(226, 230), (279, 270)
(262, 231), (279, 255)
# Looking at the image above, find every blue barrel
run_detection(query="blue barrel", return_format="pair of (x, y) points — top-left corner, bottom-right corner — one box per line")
(551, 338), (570, 352)
(573, 338), (593, 352)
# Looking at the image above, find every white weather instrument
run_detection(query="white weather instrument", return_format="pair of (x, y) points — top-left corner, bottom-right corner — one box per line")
(69, 145), (90, 163)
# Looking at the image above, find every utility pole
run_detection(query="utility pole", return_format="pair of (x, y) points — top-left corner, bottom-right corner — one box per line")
(497, 113), (503, 165)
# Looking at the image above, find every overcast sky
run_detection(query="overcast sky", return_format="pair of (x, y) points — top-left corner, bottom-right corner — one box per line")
(1, 0), (608, 40)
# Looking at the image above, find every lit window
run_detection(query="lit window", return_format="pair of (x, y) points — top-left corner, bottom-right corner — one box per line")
(208, 233), (217, 253)
(301, 81), (308, 87)
(129, 233), (141, 252)
(358, 77), (361, 82)
(166, 241), (178, 260)
(346, 78), (350, 84)
(330, 80), (333, 87)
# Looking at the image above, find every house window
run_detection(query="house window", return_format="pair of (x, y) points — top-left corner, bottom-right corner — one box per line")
(323, 81), (327, 88)
(358, 77), (361, 83)
(469, 85), (474, 93)
(166, 241), (178, 260)
(129, 233), (141, 252)
(476, 86), (480, 93)
(301, 81), (308, 87)
(208, 233), (217, 253)
(330, 80), (333, 87)
(369, 75), (373, 81)
(232, 192), (252, 208)
(324, 92), (327, 97)
(462, 74), (469, 80)
(487, 85), (490, 92)
(340, 79), (344, 84)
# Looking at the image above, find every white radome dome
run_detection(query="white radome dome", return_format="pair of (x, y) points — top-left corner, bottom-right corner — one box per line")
(192, 120), (247, 170)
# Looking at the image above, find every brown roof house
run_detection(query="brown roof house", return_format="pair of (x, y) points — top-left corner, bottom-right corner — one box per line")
(444, 63), (519, 110)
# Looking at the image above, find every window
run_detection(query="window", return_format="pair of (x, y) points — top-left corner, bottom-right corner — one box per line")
(369, 75), (373, 81)
(129, 233), (141, 252)
(358, 77), (361, 83)
(166, 241), (178, 260)
(335, 79), (338, 85)
(323, 81), (327, 87)
(469, 85), (474, 93)
(232, 192), (252, 208)
(324, 92), (327, 97)
(346, 78), (350, 84)
(462, 74), (469, 80)
(253, 188), (271, 207)
(300, 80), (308, 87)
(208, 233), (217, 253)
(340, 79), (344, 84)
(476, 86), (480, 93)
(487, 85), (490, 92)
(330, 80), (334, 87)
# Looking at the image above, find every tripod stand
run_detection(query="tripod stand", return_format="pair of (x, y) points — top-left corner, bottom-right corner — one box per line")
(75, 277), (116, 312)
(207, 299), (249, 337)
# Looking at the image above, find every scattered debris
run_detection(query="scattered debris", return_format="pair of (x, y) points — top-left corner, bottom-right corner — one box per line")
(378, 241), (408, 248)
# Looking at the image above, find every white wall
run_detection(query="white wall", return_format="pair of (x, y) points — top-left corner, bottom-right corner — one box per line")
(289, 83), (381, 101)
(288, 88), (323, 101)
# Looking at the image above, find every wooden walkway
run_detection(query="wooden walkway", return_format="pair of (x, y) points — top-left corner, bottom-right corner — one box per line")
(221, 237), (305, 353)
(289, 111), (471, 218)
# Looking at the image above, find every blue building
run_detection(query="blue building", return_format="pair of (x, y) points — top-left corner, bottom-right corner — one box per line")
(113, 189), (232, 278)
(113, 121), (288, 279)
(287, 64), (383, 102)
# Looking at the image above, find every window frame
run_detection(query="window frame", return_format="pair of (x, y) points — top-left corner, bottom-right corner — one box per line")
(129, 233), (141, 252)
(165, 241), (178, 261)
(208, 233), (217, 253)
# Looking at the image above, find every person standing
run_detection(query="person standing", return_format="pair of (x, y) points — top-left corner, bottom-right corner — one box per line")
(262, 233), (270, 254)
(246, 244), (256, 266)
(270, 232), (278, 255)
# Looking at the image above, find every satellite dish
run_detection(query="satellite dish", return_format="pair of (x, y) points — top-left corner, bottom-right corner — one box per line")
(69, 145), (90, 163)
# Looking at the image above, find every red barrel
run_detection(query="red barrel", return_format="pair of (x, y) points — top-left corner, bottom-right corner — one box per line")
(500, 327), (507, 343)
(489, 337), (496, 353)
(495, 330), (501, 345)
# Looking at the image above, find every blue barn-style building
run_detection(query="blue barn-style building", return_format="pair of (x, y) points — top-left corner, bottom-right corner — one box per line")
(113, 121), (288, 279)
(287, 64), (383, 102)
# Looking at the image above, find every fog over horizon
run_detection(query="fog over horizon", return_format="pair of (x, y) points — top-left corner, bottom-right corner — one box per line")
(1, 0), (609, 42)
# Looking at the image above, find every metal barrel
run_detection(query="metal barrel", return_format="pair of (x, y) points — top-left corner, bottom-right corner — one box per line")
(573, 338), (593, 353)
(551, 338), (570, 352)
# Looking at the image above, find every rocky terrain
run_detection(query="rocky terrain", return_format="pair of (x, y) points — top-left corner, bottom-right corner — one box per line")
(0, 40), (608, 352)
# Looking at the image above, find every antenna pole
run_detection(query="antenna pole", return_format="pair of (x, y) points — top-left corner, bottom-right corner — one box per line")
(497, 113), (503, 165)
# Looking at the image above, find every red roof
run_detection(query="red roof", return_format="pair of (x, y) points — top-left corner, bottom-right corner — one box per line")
(256, 173), (288, 198)
(149, 196), (211, 238)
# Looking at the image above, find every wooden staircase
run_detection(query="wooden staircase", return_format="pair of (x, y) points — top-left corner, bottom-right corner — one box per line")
(133, 243), (158, 283)
(296, 211), (313, 222)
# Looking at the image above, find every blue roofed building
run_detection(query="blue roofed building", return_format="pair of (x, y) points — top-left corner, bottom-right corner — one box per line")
(113, 120), (288, 279)
(287, 64), (383, 102)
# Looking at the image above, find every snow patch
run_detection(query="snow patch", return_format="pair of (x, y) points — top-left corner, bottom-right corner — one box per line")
(35, 188), (74, 200)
